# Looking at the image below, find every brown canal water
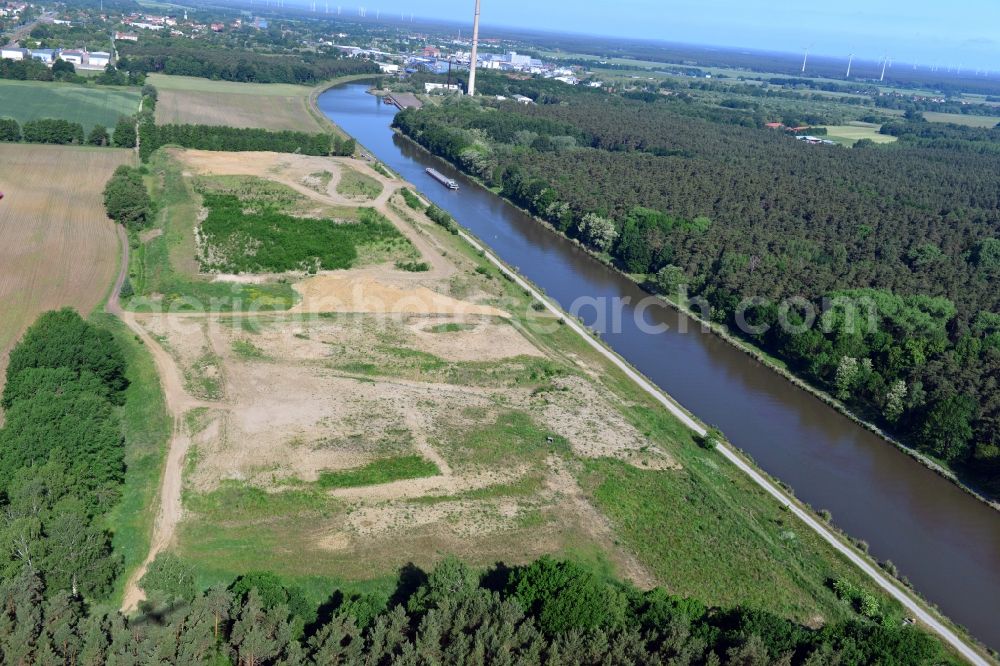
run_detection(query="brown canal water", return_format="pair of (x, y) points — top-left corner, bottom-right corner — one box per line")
(318, 82), (1000, 649)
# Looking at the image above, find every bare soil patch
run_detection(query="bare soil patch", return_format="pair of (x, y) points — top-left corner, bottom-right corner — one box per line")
(290, 275), (508, 317)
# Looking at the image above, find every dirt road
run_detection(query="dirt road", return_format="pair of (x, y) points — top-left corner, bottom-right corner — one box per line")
(109, 226), (217, 612)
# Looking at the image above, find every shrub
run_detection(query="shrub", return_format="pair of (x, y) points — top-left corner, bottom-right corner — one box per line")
(507, 556), (628, 634)
(425, 204), (458, 233)
(88, 124), (110, 146)
(112, 116), (137, 148)
(0, 117), (20, 142)
(395, 260), (430, 272)
(698, 426), (725, 449)
(104, 165), (153, 228)
(141, 553), (197, 602)
(400, 187), (425, 211)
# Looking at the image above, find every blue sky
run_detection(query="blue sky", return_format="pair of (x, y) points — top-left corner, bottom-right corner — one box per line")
(330, 0), (1000, 70)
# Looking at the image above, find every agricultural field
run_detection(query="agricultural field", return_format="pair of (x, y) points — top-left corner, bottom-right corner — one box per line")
(922, 110), (1000, 127)
(124, 148), (905, 627)
(0, 79), (140, 131)
(819, 121), (899, 145)
(149, 73), (329, 132)
(0, 144), (132, 398)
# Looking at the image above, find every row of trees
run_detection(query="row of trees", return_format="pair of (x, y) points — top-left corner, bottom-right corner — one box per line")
(117, 44), (379, 85)
(394, 93), (1000, 492)
(0, 553), (946, 665)
(21, 118), (85, 144)
(0, 116), (137, 146)
(0, 309), (130, 601)
(138, 122), (354, 162)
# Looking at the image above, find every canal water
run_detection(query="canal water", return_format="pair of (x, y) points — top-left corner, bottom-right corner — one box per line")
(317, 82), (1000, 649)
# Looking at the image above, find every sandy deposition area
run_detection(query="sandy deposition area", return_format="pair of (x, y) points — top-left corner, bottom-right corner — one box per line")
(126, 149), (673, 597)
(290, 275), (509, 317)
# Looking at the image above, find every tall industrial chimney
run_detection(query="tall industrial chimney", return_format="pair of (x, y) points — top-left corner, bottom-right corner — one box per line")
(467, 0), (481, 96)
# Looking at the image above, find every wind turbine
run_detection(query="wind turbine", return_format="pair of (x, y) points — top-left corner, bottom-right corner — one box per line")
(467, 0), (481, 95)
(846, 52), (854, 78)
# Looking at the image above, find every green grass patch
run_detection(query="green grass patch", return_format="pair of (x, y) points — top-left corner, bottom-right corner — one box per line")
(184, 349), (223, 400)
(316, 455), (439, 489)
(332, 341), (567, 388)
(336, 168), (383, 200)
(818, 122), (897, 146)
(440, 410), (565, 469)
(428, 322), (475, 333)
(231, 338), (267, 359)
(0, 79), (140, 132)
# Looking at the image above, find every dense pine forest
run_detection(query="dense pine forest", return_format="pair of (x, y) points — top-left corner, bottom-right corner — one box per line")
(0, 552), (952, 665)
(393, 83), (1000, 494)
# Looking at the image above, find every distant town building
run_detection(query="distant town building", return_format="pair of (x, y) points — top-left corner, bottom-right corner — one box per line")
(378, 62), (400, 74)
(422, 46), (440, 58)
(425, 82), (460, 93)
(0, 46), (28, 60)
(30, 49), (57, 64)
(210, 22), (224, 32)
(88, 51), (111, 67)
(115, 32), (139, 42)
(59, 49), (85, 65)
(512, 94), (534, 105)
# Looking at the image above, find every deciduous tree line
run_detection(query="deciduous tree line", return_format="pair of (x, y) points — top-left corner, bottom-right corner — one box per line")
(0, 116), (136, 146)
(138, 122), (354, 162)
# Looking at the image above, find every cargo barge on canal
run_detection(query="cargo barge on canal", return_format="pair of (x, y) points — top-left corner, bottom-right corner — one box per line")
(426, 167), (459, 190)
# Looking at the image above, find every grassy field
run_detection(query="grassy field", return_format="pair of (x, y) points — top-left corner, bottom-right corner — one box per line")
(0, 79), (140, 131)
(0, 144), (132, 396)
(819, 122), (899, 146)
(336, 168), (384, 200)
(922, 111), (1000, 127)
(149, 73), (328, 132)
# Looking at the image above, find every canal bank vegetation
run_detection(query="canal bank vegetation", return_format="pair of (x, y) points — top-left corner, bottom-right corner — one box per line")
(392, 82), (1000, 500)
